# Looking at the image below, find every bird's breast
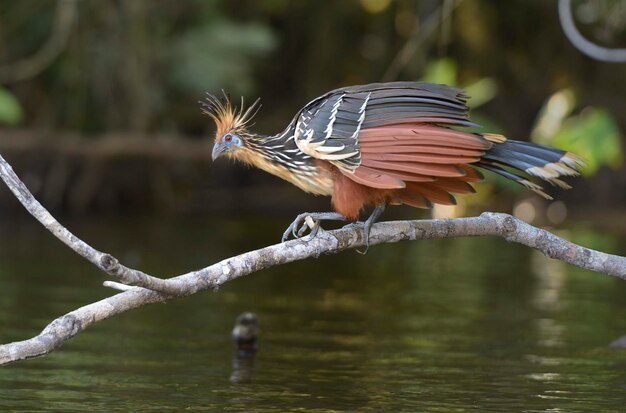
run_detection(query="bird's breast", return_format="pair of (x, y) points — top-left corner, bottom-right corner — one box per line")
(274, 159), (334, 196)
(239, 148), (334, 196)
(287, 170), (334, 195)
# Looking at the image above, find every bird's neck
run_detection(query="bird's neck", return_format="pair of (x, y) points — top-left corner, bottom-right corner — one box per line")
(235, 130), (334, 196)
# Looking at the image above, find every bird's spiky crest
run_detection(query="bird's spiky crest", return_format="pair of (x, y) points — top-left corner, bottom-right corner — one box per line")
(201, 92), (261, 140)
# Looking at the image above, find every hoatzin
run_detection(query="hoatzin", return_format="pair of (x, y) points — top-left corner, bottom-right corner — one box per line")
(206, 82), (583, 249)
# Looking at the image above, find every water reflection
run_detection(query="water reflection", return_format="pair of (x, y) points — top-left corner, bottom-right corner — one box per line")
(531, 250), (566, 349)
(230, 353), (256, 384)
(230, 312), (258, 384)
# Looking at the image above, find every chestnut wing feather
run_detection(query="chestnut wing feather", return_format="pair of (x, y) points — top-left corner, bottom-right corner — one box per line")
(340, 123), (490, 192)
(293, 82), (475, 173)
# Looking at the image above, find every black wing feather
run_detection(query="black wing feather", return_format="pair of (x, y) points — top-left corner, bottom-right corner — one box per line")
(291, 82), (474, 171)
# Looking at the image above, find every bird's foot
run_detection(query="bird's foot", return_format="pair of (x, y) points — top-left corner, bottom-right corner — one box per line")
(342, 220), (375, 255)
(345, 204), (386, 254)
(281, 212), (347, 242)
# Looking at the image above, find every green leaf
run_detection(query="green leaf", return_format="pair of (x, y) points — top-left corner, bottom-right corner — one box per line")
(549, 108), (623, 176)
(0, 86), (23, 125)
(531, 89), (622, 177)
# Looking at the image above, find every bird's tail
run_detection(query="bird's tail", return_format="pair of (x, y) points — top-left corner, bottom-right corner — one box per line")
(477, 134), (585, 199)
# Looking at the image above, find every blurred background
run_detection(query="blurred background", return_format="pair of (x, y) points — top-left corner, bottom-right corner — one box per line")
(1, 2), (626, 411)
(0, 0), (625, 224)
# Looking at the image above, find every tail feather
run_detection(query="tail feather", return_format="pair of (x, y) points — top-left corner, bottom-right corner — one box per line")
(477, 138), (584, 199)
(492, 140), (564, 163)
(478, 161), (553, 199)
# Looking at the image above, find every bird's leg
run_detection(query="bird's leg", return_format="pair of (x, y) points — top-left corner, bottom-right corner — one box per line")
(282, 212), (347, 242)
(350, 203), (386, 254)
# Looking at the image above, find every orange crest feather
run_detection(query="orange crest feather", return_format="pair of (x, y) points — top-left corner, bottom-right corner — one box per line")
(201, 92), (261, 140)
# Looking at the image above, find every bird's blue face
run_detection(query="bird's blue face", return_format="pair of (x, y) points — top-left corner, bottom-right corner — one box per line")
(212, 132), (242, 161)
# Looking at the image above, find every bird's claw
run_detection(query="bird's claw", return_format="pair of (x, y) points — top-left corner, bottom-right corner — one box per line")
(281, 211), (347, 243)
(348, 221), (371, 255)
(296, 216), (320, 239)
(282, 213), (321, 242)
(343, 204), (386, 254)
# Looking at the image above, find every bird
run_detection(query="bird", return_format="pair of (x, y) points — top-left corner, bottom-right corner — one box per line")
(205, 81), (583, 250)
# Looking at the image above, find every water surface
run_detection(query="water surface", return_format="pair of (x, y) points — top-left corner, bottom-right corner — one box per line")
(0, 216), (625, 412)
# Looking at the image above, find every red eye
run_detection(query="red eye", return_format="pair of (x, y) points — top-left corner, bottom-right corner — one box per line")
(224, 135), (232, 143)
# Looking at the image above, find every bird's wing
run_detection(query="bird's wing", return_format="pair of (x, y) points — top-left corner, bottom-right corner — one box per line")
(293, 82), (477, 172)
(292, 82), (492, 206)
(293, 90), (369, 171)
(347, 123), (489, 190)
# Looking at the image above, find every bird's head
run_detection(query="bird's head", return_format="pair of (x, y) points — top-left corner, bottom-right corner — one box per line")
(212, 131), (243, 161)
(202, 93), (260, 161)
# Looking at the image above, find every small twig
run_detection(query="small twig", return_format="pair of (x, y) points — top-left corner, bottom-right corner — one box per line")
(438, 0), (455, 56)
(383, 0), (463, 81)
(103, 281), (141, 292)
(0, 154), (187, 295)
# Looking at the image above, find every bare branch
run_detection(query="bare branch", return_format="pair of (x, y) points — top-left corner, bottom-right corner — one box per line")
(1, 153), (624, 364)
(1, 210), (625, 364)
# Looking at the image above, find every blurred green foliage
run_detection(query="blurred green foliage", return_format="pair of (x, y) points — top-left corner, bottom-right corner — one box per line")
(420, 57), (503, 134)
(0, 0), (625, 210)
(551, 108), (623, 175)
(532, 89), (623, 176)
(422, 58), (457, 87)
(0, 0), (624, 139)
(0, 86), (22, 125)
(169, 21), (277, 96)
(421, 58), (497, 110)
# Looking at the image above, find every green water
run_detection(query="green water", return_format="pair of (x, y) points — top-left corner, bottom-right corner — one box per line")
(0, 216), (625, 412)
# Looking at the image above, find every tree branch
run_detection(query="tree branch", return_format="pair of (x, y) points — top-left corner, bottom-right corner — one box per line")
(0, 154), (624, 365)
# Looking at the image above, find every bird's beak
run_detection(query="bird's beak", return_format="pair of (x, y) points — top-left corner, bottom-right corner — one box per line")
(211, 142), (227, 161)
